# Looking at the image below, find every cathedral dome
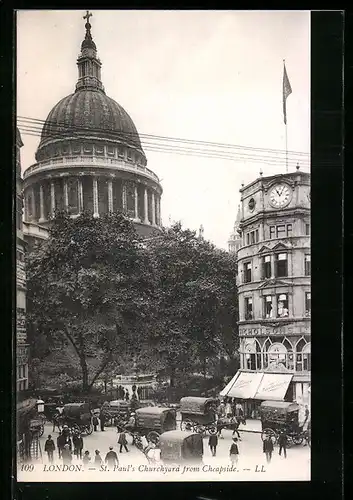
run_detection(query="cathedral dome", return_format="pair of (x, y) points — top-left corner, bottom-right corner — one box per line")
(37, 90), (143, 153)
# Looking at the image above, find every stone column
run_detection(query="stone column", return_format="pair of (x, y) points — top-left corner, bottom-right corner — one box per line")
(134, 185), (139, 220)
(78, 178), (84, 213)
(144, 187), (149, 224)
(156, 196), (160, 226)
(39, 184), (45, 222)
(50, 181), (55, 216)
(63, 178), (69, 210)
(270, 254), (276, 278)
(122, 184), (127, 211)
(151, 191), (156, 225)
(93, 177), (99, 217)
(108, 179), (113, 212)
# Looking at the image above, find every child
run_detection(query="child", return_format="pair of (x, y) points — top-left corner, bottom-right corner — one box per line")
(229, 437), (239, 465)
(82, 450), (91, 465)
(94, 449), (102, 467)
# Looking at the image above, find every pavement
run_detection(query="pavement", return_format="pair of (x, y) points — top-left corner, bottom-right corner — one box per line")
(18, 421), (310, 482)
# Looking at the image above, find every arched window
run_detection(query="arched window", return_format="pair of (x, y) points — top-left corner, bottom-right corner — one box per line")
(283, 338), (294, 369)
(302, 342), (311, 371)
(295, 338), (307, 371)
(268, 343), (287, 368)
(262, 338), (272, 369)
(244, 339), (256, 370)
(255, 340), (262, 370)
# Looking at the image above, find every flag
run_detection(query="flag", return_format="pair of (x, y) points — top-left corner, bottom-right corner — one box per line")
(282, 62), (292, 125)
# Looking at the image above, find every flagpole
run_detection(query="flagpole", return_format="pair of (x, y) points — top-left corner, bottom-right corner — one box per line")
(283, 59), (288, 173)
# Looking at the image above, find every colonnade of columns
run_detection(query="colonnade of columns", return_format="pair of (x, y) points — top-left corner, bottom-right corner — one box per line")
(25, 176), (161, 226)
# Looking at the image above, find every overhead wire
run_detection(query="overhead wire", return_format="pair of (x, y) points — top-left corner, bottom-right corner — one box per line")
(18, 118), (311, 170)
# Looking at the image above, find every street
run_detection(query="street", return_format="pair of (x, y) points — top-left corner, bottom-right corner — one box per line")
(18, 421), (310, 482)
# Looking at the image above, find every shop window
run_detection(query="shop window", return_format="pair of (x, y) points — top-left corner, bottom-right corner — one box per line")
(268, 343), (287, 365)
(244, 262), (252, 283)
(245, 297), (253, 320)
(305, 292), (311, 316)
(276, 225), (286, 238)
(277, 293), (288, 317)
(262, 255), (271, 279)
(305, 224), (310, 235)
(287, 224), (293, 236)
(305, 255), (311, 276)
(269, 226), (276, 239)
(264, 295), (273, 318)
(276, 253), (288, 277)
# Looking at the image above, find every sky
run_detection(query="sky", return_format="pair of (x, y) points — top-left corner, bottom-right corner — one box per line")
(17, 10), (310, 250)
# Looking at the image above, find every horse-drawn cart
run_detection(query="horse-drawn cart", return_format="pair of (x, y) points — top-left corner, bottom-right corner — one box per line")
(260, 400), (307, 446)
(180, 397), (218, 435)
(62, 403), (93, 436)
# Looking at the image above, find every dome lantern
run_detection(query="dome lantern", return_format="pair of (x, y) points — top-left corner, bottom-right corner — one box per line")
(76, 11), (105, 93)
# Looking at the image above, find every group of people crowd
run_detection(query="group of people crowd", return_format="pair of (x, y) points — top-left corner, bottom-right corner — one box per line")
(44, 424), (133, 467)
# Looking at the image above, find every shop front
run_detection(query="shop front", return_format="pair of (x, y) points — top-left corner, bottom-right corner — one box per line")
(17, 398), (37, 462)
(220, 370), (294, 419)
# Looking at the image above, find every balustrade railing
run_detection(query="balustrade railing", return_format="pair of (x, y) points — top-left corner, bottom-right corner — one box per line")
(23, 156), (160, 183)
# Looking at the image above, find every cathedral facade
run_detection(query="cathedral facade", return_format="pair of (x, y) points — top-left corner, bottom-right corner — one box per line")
(22, 14), (163, 239)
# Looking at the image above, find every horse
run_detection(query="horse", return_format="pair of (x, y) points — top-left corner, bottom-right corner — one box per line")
(217, 415), (246, 438)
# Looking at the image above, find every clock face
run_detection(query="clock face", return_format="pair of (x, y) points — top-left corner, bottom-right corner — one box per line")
(269, 183), (291, 208)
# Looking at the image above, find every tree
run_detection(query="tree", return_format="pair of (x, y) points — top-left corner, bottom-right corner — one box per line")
(26, 211), (156, 393)
(147, 222), (239, 393)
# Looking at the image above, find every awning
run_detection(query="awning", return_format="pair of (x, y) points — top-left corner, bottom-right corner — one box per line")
(220, 371), (264, 399)
(254, 373), (293, 401)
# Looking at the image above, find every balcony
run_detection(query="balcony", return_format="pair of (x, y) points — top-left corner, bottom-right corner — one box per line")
(23, 156), (161, 184)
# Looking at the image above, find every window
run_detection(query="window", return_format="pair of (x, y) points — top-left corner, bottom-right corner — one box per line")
(262, 255), (271, 279)
(107, 146), (115, 157)
(250, 231), (255, 244)
(270, 226), (276, 239)
(27, 194), (33, 217)
(276, 253), (288, 277)
(305, 224), (310, 235)
(247, 233), (250, 245)
(255, 229), (259, 242)
(277, 293), (289, 317)
(244, 262), (252, 283)
(287, 224), (292, 236)
(276, 225), (286, 238)
(305, 292), (311, 316)
(264, 295), (273, 318)
(118, 147), (124, 158)
(245, 297), (253, 320)
(305, 255), (311, 276)
(127, 149), (132, 161)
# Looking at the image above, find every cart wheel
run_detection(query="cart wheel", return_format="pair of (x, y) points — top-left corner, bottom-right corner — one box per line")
(261, 428), (277, 444)
(208, 425), (218, 435)
(180, 420), (193, 432)
(195, 425), (206, 436)
(147, 431), (160, 445)
(292, 434), (303, 445)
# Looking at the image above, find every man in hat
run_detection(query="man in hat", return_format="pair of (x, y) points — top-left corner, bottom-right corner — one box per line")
(263, 434), (274, 463)
(229, 437), (239, 465)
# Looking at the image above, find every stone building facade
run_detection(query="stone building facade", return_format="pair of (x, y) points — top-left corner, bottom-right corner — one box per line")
(222, 167), (310, 415)
(16, 128), (29, 393)
(22, 15), (162, 239)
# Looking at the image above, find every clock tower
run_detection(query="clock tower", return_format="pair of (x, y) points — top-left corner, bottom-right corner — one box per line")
(222, 166), (310, 418)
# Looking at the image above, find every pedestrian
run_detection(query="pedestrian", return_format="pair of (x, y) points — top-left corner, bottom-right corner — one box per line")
(73, 432), (84, 459)
(99, 410), (105, 432)
(57, 430), (66, 459)
(125, 389), (130, 401)
(92, 414), (99, 432)
(208, 434), (218, 457)
(232, 419), (242, 440)
(225, 398), (232, 419)
(263, 435), (274, 463)
(44, 435), (55, 463)
(118, 430), (129, 453)
(105, 446), (119, 468)
(82, 450), (91, 466)
(137, 386), (142, 400)
(62, 444), (72, 465)
(94, 449), (102, 468)
(216, 418), (224, 439)
(278, 430), (287, 458)
(229, 437), (239, 466)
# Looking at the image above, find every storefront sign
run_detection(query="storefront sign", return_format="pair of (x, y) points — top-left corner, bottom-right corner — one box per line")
(240, 323), (310, 337)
